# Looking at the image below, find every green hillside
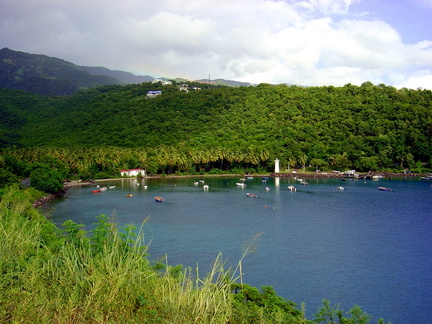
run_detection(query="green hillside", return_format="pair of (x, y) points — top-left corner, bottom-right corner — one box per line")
(1, 81), (431, 176)
(0, 48), (154, 96)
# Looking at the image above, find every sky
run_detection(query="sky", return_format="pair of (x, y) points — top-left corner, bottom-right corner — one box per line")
(1, 0), (431, 89)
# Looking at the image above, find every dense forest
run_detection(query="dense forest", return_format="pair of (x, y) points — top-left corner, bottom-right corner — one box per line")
(1, 80), (431, 180)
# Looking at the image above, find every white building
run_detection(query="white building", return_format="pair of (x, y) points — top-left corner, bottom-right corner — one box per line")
(146, 90), (162, 98)
(120, 168), (146, 177)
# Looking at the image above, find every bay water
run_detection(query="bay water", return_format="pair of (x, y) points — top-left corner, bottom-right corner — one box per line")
(45, 176), (432, 323)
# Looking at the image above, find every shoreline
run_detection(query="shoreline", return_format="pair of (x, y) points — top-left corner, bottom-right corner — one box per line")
(34, 171), (424, 208)
(271, 171), (421, 179)
(64, 171), (421, 187)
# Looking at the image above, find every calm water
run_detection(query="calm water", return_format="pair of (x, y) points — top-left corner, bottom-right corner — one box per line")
(45, 176), (432, 323)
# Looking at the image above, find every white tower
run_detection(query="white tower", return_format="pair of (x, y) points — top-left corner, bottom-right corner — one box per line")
(275, 159), (280, 173)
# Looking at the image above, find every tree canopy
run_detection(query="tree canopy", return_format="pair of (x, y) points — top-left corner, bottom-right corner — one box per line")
(1, 81), (431, 176)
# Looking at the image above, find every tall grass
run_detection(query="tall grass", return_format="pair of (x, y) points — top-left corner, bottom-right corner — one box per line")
(1, 186), (310, 323)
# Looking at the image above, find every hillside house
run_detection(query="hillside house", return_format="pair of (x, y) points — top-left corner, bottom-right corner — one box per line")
(179, 84), (189, 92)
(146, 90), (162, 98)
(120, 168), (146, 177)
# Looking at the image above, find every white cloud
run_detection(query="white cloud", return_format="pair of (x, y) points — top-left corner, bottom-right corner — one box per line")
(0, 0), (431, 89)
(292, 0), (361, 15)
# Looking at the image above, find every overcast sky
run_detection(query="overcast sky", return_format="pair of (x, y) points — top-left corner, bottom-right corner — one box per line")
(1, 0), (431, 89)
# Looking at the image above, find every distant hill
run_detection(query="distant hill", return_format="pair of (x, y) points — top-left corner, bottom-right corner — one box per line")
(78, 66), (154, 84)
(196, 78), (252, 87)
(0, 48), (254, 96)
(0, 48), (154, 96)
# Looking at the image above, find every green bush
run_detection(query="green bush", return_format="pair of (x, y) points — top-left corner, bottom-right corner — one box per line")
(30, 165), (64, 193)
(0, 168), (19, 187)
(93, 171), (112, 179)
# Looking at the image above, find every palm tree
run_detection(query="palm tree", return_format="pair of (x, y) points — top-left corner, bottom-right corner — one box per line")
(297, 154), (307, 172)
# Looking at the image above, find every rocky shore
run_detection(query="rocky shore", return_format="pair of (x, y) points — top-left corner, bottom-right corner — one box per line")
(33, 193), (59, 208)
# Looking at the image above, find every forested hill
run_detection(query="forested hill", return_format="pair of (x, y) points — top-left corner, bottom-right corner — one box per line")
(0, 48), (154, 96)
(1, 81), (431, 172)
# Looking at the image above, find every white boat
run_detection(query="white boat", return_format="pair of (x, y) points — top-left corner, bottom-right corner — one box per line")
(203, 185), (209, 190)
(288, 185), (296, 192)
(246, 193), (257, 198)
(372, 175), (384, 180)
(338, 187), (345, 190)
(108, 185), (116, 189)
(236, 182), (246, 188)
(265, 187), (271, 191)
(378, 187), (392, 191)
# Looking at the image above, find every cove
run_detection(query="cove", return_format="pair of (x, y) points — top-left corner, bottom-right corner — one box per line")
(45, 176), (432, 323)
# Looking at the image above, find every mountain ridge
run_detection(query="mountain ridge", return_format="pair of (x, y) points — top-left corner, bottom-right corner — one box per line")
(0, 48), (251, 96)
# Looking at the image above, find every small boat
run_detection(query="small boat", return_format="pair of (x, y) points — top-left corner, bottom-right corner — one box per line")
(420, 177), (431, 181)
(194, 181), (199, 186)
(265, 187), (271, 191)
(155, 196), (165, 202)
(246, 176), (254, 180)
(378, 187), (392, 191)
(108, 186), (116, 189)
(100, 187), (108, 191)
(246, 193), (257, 198)
(301, 181), (309, 185)
(126, 193), (133, 197)
(203, 185), (209, 190)
(338, 187), (345, 190)
(261, 177), (269, 180)
(239, 178), (246, 182)
(372, 175), (384, 180)
(92, 189), (101, 193)
(288, 185), (296, 192)
(236, 183), (246, 188)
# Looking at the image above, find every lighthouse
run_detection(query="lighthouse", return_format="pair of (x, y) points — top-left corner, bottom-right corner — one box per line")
(275, 159), (280, 173)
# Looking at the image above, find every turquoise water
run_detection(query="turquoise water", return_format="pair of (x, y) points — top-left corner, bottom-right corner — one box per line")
(46, 176), (432, 323)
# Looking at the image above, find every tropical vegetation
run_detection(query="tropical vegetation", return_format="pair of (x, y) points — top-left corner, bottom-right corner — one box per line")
(1, 80), (431, 179)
